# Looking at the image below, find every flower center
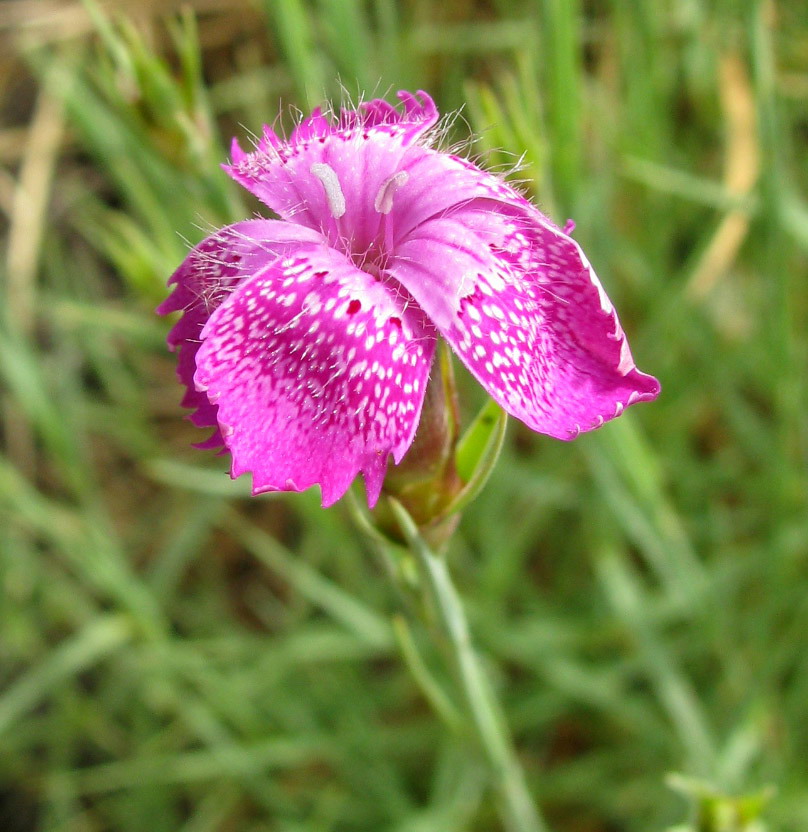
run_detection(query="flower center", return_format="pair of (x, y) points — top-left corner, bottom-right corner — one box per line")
(310, 163), (409, 277)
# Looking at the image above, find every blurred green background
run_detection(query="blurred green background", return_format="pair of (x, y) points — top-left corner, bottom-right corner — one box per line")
(1, 0), (806, 830)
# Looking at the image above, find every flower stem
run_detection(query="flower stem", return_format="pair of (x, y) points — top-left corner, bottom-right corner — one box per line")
(389, 499), (549, 832)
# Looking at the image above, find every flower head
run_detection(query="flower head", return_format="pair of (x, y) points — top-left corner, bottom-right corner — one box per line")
(159, 90), (659, 507)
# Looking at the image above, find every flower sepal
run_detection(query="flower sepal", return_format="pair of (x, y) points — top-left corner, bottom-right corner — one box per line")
(369, 351), (509, 550)
(437, 397), (508, 521)
(373, 347), (464, 548)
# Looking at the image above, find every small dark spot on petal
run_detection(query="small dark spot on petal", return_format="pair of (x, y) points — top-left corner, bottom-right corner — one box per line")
(389, 316), (402, 329)
(348, 299), (362, 315)
(313, 270), (328, 279)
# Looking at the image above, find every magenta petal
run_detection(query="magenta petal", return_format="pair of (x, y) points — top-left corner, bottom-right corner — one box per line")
(223, 92), (438, 253)
(158, 219), (324, 442)
(390, 200), (660, 438)
(355, 90), (438, 136)
(289, 107), (330, 142)
(193, 244), (437, 506)
(389, 148), (545, 243)
(224, 136), (404, 251)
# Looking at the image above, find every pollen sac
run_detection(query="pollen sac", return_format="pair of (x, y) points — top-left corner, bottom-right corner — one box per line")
(310, 163), (346, 219)
(374, 171), (409, 215)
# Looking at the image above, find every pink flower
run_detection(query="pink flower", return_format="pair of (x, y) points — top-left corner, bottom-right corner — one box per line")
(159, 90), (659, 507)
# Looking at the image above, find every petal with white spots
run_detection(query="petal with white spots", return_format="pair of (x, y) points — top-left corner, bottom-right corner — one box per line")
(390, 200), (660, 439)
(193, 244), (437, 506)
(157, 220), (323, 442)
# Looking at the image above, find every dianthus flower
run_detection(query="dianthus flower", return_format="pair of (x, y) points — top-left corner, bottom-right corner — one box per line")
(159, 90), (659, 507)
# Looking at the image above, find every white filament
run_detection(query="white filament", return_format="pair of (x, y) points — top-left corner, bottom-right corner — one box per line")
(374, 171), (409, 215)
(310, 163), (346, 219)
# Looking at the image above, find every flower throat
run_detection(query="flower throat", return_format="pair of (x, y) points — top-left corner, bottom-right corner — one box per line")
(310, 162), (408, 277)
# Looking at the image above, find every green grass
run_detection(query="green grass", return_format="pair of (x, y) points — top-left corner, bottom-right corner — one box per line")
(1, 0), (807, 830)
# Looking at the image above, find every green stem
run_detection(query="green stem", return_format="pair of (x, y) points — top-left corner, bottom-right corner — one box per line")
(389, 499), (549, 832)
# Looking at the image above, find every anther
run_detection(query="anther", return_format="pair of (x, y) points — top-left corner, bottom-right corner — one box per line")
(374, 171), (409, 215)
(310, 163), (346, 219)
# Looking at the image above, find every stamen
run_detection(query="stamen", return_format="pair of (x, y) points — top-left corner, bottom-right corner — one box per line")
(374, 171), (409, 215)
(310, 163), (346, 219)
